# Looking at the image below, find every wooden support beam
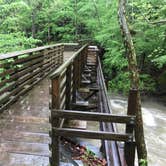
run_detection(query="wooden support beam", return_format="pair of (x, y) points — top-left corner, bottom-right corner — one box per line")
(84, 90), (98, 100)
(53, 127), (133, 142)
(70, 103), (97, 111)
(52, 110), (136, 124)
(78, 87), (99, 93)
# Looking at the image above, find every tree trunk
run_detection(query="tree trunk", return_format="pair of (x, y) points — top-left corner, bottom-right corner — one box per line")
(31, 11), (36, 38)
(118, 0), (148, 165)
(92, 0), (102, 26)
(74, 0), (78, 41)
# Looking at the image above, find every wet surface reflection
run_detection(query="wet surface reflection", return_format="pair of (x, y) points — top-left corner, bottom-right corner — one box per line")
(0, 79), (51, 166)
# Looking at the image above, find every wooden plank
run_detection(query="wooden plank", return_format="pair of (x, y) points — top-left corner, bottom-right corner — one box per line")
(51, 77), (60, 109)
(0, 67), (52, 112)
(53, 128), (133, 142)
(52, 110), (136, 124)
(0, 153), (49, 166)
(0, 57), (44, 88)
(17, 57), (44, 72)
(0, 141), (49, 157)
(59, 96), (66, 109)
(1, 115), (49, 124)
(0, 130), (50, 144)
(60, 86), (66, 100)
(70, 103), (97, 111)
(0, 69), (42, 104)
(50, 131), (60, 166)
(60, 75), (66, 90)
(0, 81), (16, 96)
(0, 92), (10, 105)
(97, 56), (125, 165)
(13, 53), (43, 65)
(50, 44), (88, 79)
(0, 69), (14, 78)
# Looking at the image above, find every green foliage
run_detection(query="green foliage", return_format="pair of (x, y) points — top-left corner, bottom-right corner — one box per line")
(0, 33), (40, 53)
(0, 0), (165, 94)
(139, 159), (148, 166)
(148, 47), (166, 68)
(103, 0), (166, 93)
(109, 72), (130, 94)
(140, 74), (156, 92)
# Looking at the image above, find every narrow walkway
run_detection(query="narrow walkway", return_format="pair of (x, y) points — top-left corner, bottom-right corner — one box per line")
(0, 51), (75, 166)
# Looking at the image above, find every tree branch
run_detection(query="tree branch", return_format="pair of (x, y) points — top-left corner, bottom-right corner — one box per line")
(151, 19), (166, 24)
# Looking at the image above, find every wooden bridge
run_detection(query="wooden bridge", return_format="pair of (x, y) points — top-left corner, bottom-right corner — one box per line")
(0, 43), (144, 166)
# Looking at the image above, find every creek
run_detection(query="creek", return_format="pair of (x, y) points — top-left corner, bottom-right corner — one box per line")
(110, 95), (166, 166)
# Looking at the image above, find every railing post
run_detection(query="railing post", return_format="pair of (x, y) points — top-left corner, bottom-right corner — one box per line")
(13, 56), (19, 90)
(77, 54), (82, 87)
(51, 77), (61, 109)
(50, 76), (61, 166)
(50, 114), (60, 166)
(72, 58), (78, 103)
(58, 45), (64, 65)
(65, 64), (72, 109)
(124, 89), (137, 166)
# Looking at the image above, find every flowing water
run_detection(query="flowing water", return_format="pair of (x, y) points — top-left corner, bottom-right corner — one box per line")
(110, 95), (166, 166)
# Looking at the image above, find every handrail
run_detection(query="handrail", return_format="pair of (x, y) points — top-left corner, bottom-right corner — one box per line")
(50, 44), (88, 79)
(49, 44), (88, 111)
(98, 57), (124, 166)
(0, 43), (78, 60)
(0, 43), (67, 112)
(49, 45), (136, 166)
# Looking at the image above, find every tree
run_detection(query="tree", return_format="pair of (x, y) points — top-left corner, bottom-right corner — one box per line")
(118, 0), (148, 165)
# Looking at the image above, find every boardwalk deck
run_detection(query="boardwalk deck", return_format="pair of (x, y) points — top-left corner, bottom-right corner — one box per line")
(0, 51), (75, 166)
(0, 44), (145, 166)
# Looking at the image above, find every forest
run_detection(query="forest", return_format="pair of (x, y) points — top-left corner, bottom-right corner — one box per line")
(0, 0), (166, 95)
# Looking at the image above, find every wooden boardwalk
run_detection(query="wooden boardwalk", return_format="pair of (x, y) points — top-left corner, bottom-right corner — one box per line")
(0, 44), (146, 166)
(0, 51), (75, 166)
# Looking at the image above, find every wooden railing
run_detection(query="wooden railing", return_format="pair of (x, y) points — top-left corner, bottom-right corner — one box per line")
(98, 57), (136, 166)
(49, 45), (137, 166)
(49, 44), (88, 110)
(0, 44), (64, 112)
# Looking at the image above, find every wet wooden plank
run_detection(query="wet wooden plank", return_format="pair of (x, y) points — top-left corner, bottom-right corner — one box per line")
(54, 128), (133, 142)
(0, 49), (79, 165)
(0, 153), (49, 166)
(0, 130), (50, 144)
(0, 141), (50, 157)
(1, 121), (50, 133)
(1, 115), (49, 124)
(52, 110), (136, 124)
